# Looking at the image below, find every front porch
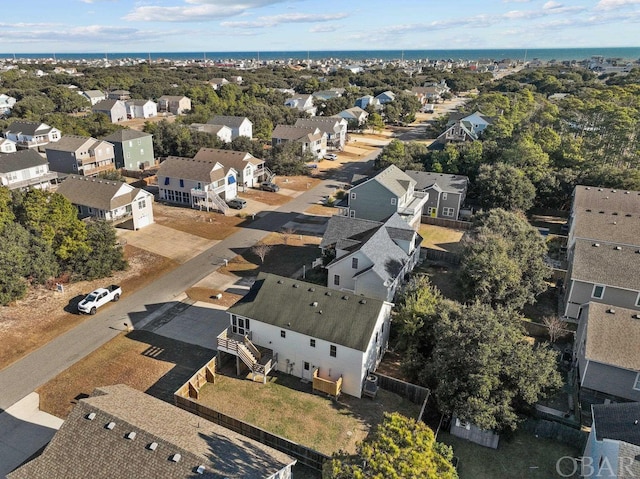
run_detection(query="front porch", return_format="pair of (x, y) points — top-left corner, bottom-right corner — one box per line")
(216, 328), (278, 383)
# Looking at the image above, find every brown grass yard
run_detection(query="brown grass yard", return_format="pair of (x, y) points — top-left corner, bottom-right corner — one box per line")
(196, 371), (421, 455)
(272, 175), (322, 192)
(419, 224), (466, 253)
(153, 203), (245, 240)
(0, 246), (176, 372)
(185, 287), (244, 308)
(304, 204), (338, 216)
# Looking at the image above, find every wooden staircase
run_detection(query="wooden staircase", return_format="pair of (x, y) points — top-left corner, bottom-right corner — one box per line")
(217, 329), (277, 383)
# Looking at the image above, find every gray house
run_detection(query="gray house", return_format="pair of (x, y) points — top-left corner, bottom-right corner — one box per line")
(45, 135), (115, 176)
(102, 129), (154, 170)
(582, 402), (640, 478)
(563, 186), (640, 320)
(92, 99), (127, 123)
(7, 384), (296, 479)
(404, 171), (469, 220)
(339, 165), (429, 230)
(575, 303), (640, 414)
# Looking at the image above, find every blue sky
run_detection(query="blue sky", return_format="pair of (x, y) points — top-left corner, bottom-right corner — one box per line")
(2, 0), (639, 53)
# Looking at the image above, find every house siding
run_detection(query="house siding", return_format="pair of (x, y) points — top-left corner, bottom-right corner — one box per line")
(348, 181), (397, 222)
(579, 361), (640, 403)
(112, 135), (155, 170)
(583, 432), (621, 479)
(565, 280), (640, 319)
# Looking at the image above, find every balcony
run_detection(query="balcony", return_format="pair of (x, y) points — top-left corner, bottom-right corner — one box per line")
(398, 191), (429, 217)
(81, 162), (116, 176)
(5, 172), (59, 191)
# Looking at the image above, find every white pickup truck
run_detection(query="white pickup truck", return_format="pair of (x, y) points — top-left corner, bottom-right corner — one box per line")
(77, 285), (122, 315)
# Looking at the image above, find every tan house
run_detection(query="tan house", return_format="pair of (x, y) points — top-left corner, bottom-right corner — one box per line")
(45, 135), (116, 176)
(157, 95), (192, 115)
(194, 148), (272, 189)
(271, 125), (327, 159)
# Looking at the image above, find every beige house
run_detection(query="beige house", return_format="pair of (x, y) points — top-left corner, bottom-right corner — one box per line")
(271, 125), (327, 159)
(194, 148), (272, 189)
(157, 95), (192, 115)
(45, 135), (116, 177)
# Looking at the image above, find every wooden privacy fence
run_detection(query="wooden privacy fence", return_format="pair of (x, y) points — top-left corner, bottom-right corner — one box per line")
(312, 369), (342, 399)
(374, 373), (430, 404)
(422, 247), (461, 265)
(174, 356), (217, 400)
(174, 394), (329, 471)
(421, 216), (472, 230)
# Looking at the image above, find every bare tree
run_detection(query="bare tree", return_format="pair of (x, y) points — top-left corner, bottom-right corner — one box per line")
(252, 243), (273, 264)
(543, 315), (568, 343)
(280, 227), (296, 246)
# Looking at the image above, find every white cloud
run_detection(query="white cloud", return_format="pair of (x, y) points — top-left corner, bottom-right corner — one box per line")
(0, 24), (168, 44)
(595, 0), (640, 9)
(222, 12), (348, 29)
(310, 24), (338, 33)
(543, 1), (562, 9)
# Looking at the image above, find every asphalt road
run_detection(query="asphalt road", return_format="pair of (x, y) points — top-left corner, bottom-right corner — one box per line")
(0, 154), (378, 411)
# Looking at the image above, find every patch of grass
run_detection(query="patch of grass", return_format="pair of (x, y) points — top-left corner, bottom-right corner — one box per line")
(154, 204), (245, 240)
(185, 287), (243, 308)
(305, 204), (336, 216)
(439, 429), (580, 479)
(413, 263), (464, 303)
(419, 224), (465, 253)
(197, 371), (421, 455)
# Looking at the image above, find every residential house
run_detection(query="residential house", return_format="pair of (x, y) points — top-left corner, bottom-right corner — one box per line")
(320, 214), (423, 302)
(92, 99), (127, 123)
(294, 117), (348, 151)
(3, 121), (61, 150)
(563, 186), (640, 320)
(582, 402), (640, 478)
(102, 129), (154, 170)
(56, 175), (154, 229)
(271, 125), (327, 159)
(312, 88), (345, 101)
(284, 94), (317, 116)
(355, 95), (380, 110)
(156, 155), (238, 213)
(220, 273), (393, 398)
(157, 95), (191, 115)
(374, 91), (395, 105)
(80, 90), (106, 106)
(208, 77), (229, 90)
(338, 165), (429, 230)
(107, 90), (131, 100)
(45, 135), (116, 176)
(0, 149), (57, 190)
(0, 93), (16, 114)
(404, 170), (469, 220)
(434, 111), (494, 146)
(125, 99), (158, 119)
(334, 107), (368, 127)
(189, 123), (233, 143)
(0, 138), (17, 154)
(575, 303), (640, 414)
(7, 384), (296, 479)
(411, 80), (450, 104)
(207, 116), (252, 140)
(194, 148), (271, 189)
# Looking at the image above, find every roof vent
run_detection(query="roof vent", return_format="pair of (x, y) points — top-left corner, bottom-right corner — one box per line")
(593, 243), (600, 247)
(612, 212), (618, 215)
(633, 314), (640, 319)
(293, 283), (299, 288)
(86, 412), (96, 421)
(612, 221), (617, 225)
(607, 308), (616, 314)
(614, 246), (622, 250)
(325, 291), (331, 296)
(319, 310), (323, 314)
(196, 465), (206, 474)
(585, 187), (591, 190)
(626, 213), (633, 217)
(626, 191), (630, 194)
(126, 432), (136, 440)
(148, 442), (158, 451)
(312, 301), (318, 307)
(612, 190), (617, 193)
(106, 422), (116, 430)
(598, 188), (603, 191)
(342, 295), (349, 300)
(277, 279), (283, 284)
(586, 209), (592, 212)
(359, 299), (367, 304)
(170, 453), (181, 463)
(308, 287), (315, 292)
(599, 211), (605, 214)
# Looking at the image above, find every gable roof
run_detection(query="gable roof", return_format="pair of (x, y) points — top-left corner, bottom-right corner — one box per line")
(92, 99), (124, 111)
(404, 170), (469, 194)
(592, 402), (640, 447)
(295, 118), (345, 135)
(571, 239), (640, 291)
(157, 156), (226, 183)
(8, 384), (294, 479)
(5, 121), (56, 136)
(0, 149), (47, 173)
(320, 216), (382, 249)
(82, 90), (104, 99)
(127, 99), (156, 107)
(272, 125), (322, 142)
(45, 135), (101, 153)
(573, 185), (640, 216)
(102, 129), (152, 143)
(571, 209), (640, 247)
(355, 164), (415, 198)
(190, 124), (231, 135)
(194, 148), (263, 169)
(582, 302), (640, 373)
(207, 116), (250, 128)
(158, 95), (189, 102)
(56, 175), (144, 211)
(228, 273), (386, 352)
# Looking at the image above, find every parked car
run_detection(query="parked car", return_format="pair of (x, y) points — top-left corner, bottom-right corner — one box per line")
(227, 198), (247, 209)
(77, 285), (122, 315)
(261, 182), (280, 192)
(324, 154), (337, 161)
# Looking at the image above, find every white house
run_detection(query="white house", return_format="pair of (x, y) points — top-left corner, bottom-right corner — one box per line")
(0, 149), (57, 190)
(156, 155), (238, 214)
(125, 99), (158, 119)
(334, 107), (369, 127)
(80, 90), (106, 105)
(284, 94), (317, 116)
(189, 123), (233, 143)
(56, 175), (154, 230)
(194, 148), (271, 189)
(271, 125), (327, 159)
(3, 121), (61, 149)
(220, 273), (393, 398)
(295, 117), (348, 151)
(0, 138), (17, 154)
(207, 116), (252, 140)
(0, 93), (17, 113)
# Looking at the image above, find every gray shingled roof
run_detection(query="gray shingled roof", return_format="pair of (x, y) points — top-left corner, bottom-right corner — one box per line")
(582, 302), (640, 373)
(45, 135), (99, 153)
(0, 149), (47, 173)
(295, 118), (344, 135)
(571, 239), (640, 291)
(228, 273), (386, 352)
(320, 216), (382, 249)
(56, 175), (140, 211)
(207, 115), (250, 128)
(92, 99), (122, 111)
(83, 90), (104, 99)
(361, 165), (416, 198)
(194, 148), (263, 169)
(272, 125), (320, 142)
(572, 210), (640, 247)
(157, 156), (225, 183)
(4, 121), (54, 136)
(190, 123), (229, 135)
(102, 129), (152, 143)
(404, 170), (469, 194)
(592, 402), (640, 446)
(573, 185), (640, 215)
(8, 384), (294, 479)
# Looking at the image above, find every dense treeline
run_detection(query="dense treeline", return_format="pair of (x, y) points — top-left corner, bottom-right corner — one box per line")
(0, 187), (127, 305)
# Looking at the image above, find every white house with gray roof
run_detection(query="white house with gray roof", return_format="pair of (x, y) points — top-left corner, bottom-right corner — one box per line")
(0, 138), (17, 154)
(404, 170), (469, 220)
(563, 186), (640, 320)
(158, 95), (191, 115)
(125, 99), (157, 119)
(79, 90), (106, 105)
(194, 148), (271, 189)
(188, 123), (232, 144)
(339, 165), (429, 230)
(294, 117), (347, 151)
(0, 149), (57, 190)
(582, 402), (640, 478)
(207, 116), (252, 140)
(221, 273), (392, 398)
(434, 111), (494, 147)
(321, 214), (422, 302)
(3, 121), (61, 150)
(56, 175), (154, 229)
(8, 384), (295, 479)
(271, 125), (327, 159)
(284, 94), (317, 116)
(92, 99), (127, 123)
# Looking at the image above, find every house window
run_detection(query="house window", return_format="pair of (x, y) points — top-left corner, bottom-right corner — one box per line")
(281, 330), (286, 338)
(442, 207), (455, 217)
(310, 339), (316, 348)
(138, 199), (146, 209)
(350, 192), (356, 200)
(179, 179), (184, 188)
(427, 207), (437, 216)
(334, 275), (340, 286)
(349, 210), (355, 218)
(442, 192), (448, 200)
(634, 373), (640, 391)
(164, 177), (170, 185)
(231, 315), (250, 335)
(391, 197), (396, 205)
(591, 284), (605, 299)
(330, 345), (337, 357)
(352, 258), (358, 269)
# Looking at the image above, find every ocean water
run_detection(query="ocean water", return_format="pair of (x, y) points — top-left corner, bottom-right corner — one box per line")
(1, 48), (639, 62)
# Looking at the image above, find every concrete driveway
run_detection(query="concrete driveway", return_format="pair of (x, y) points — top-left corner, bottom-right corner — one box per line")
(117, 223), (216, 263)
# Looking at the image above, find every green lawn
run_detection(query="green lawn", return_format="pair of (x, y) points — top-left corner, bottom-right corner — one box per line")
(439, 429), (580, 479)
